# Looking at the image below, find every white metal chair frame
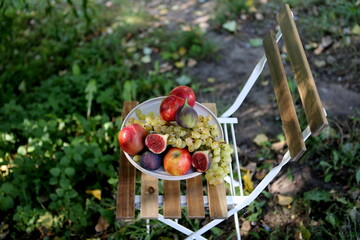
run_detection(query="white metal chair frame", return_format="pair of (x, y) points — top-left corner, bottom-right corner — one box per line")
(126, 5), (328, 240)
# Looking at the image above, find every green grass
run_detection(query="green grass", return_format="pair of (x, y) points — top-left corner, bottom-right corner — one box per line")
(282, 0), (359, 41)
(0, 0), (218, 238)
(0, 0), (359, 239)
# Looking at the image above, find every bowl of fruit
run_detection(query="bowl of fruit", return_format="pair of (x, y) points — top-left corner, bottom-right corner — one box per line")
(118, 86), (233, 183)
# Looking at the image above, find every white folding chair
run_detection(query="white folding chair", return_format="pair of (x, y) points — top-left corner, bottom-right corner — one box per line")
(116, 4), (328, 239)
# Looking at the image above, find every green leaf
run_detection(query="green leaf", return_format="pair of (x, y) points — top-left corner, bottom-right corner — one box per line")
(0, 195), (14, 211)
(1, 183), (18, 197)
(49, 177), (58, 185)
(50, 167), (61, 177)
(304, 190), (331, 202)
(60, 178), (70, 189)
(335, 197), (348, 204)
(249, 38), (263, 47)
(122, 80), (137, 101)
(176, 75), (192, 85)
(356, 169), (360, 184)
(85, 79), (97, 118)
(56, 188), (64, 197)
(72, 63), (81, 76)
(300, 225), (311, 240)
(320, 160), (332, 169)
(50, 193), (57, 201)
(60, 156), (70, 166)
(326, 213), (337, 227)
(332, 150), (339, 166)
(108, 178), (118, 185)
(73, 153), (82, 163)
(85, 80), (97, 95)
(262, 190), (271, 199)
(17, 146), (27, 155)
(27, 145), (35, 153)
(222, 20), (237, 32)
(65, 167), (75, 176)
(210, 227), (224, 235)
(324, 173), (333, 182)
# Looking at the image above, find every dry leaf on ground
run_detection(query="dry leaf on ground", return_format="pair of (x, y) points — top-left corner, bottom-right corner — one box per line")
(277, 194), (294, 206)
(240, 220), (251, 236)
(253, 133), (268, 146)
(272, 141), (286, 152)
(86, 189), (101, 200)
(95, 216), (110, 232)
(243, 170), (254, 192)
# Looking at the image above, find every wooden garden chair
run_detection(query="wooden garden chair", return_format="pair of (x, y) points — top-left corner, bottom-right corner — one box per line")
(116, 4), (328, 239)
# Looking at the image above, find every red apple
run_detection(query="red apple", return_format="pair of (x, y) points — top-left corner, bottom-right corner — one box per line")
(169, 86), (196, 107)
(160, 95), (185, 122)
(118, 123), (147, 155)
(164, 147), (192, 176)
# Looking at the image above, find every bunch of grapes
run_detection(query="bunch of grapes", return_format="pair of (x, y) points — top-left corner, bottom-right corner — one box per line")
(127, 109), (233, 185)
(205, 142), (233, 185)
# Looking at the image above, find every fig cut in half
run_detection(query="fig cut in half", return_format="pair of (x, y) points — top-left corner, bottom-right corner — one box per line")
(192, 150), (211, 172)
(145, 133), (169, 154)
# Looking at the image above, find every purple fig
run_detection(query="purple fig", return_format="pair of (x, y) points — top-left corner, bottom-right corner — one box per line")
(175, 99), (198, 129)
(192, 150), (211, 172)
(145, 133), (168, 154)
(140, 151), (163, 170)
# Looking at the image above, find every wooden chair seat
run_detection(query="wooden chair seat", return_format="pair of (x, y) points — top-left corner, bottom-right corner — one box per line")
(116, 102), (228, 221)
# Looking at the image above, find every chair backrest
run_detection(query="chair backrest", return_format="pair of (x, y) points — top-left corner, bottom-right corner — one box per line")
(263, 4), (328, 161)
(276, 4), (328, 137)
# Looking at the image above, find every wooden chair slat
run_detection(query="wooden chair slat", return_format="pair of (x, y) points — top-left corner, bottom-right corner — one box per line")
(203, 103), (228, 219)
(163, 180), (181, 219)
(207, 183), (228, 219)
(116, 101), (138, 219)
(264, 30), (306, 161)
(186, 175), (205, 219)
(140, 173), (159, 219)
(277, 4), (328, 136)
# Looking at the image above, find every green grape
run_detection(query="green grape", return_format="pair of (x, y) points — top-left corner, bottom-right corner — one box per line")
(160, 125), (167, 133)
(212, 156), (221, 163)
(211, 142), (219, 150)
(205, 138), (213, 146)
(133, 155), (141, 162)
(203, 128), (210, 135)
(191, 131), (201, 139)
(194, 139), (202, 149)
(213, 148), (221, 156)
(200, 134), (208, 140)
(185, 137), (193, 147)
(179, 130), (187, 137)
(135, 109), (142, 118)
(154, 125), (162, 132)
(188, 145), (195, 152)
(158, 119), (167, 125)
